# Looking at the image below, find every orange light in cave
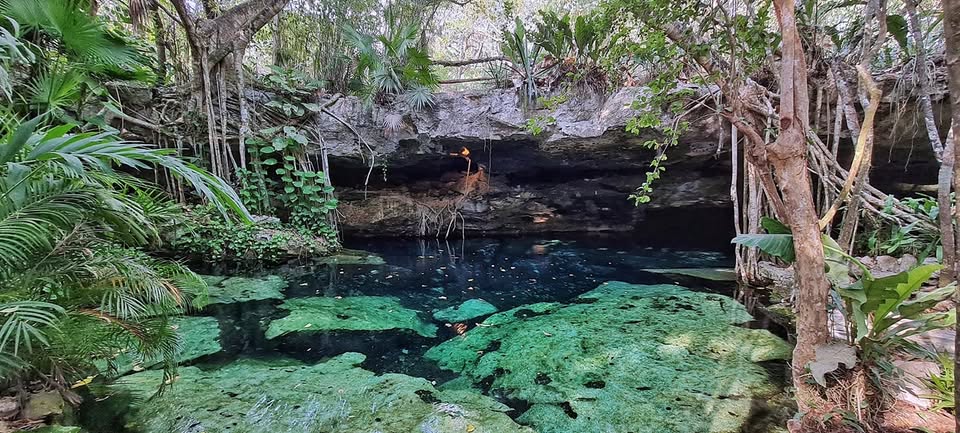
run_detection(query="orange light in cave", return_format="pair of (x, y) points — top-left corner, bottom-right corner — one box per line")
(532, 215), (550, 224)
(459, 147), (471, 157)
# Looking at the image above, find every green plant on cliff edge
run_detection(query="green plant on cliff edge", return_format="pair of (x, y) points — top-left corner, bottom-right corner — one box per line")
(342, 15), (438, 110)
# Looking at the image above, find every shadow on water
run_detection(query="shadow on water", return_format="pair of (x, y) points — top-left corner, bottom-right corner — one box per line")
(79, 234), (795, 433)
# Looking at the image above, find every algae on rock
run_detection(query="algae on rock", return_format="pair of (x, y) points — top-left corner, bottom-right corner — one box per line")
(425, 282), (793, 433)
(111, 353), (533, 433)
(99, 316), (222, 377)
(203, 275), (287, 304)
(265, 296), (437, 339)
(314, 248), (386, 265)
(433, 299), (499, 323)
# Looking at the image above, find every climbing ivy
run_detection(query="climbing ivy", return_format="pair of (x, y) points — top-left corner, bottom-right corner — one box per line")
(248, 125), (339, 238)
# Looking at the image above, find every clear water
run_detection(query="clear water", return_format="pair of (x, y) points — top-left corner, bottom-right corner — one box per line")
(209, 236), (745, 374)
(80, 235), (790, 432)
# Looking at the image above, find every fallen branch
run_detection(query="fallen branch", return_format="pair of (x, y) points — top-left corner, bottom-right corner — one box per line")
(439, 77), (495, 84)
(432, 56), (507, 67)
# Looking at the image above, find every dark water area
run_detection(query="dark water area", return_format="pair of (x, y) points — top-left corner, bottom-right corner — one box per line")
(80, 235), (795, 433)
(202, 235), (741, 377)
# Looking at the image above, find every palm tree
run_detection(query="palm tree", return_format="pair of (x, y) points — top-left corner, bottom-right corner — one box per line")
(0, 117), (248, 400)
(0, 0), (153, 123)
(342, 18), (438, 110)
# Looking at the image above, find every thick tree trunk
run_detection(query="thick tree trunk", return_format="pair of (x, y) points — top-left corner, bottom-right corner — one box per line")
(272, 14), (283, 66)
(770, 0), (830, 424)
(199, 0), (290, 66)
(940, 3), (960, 430)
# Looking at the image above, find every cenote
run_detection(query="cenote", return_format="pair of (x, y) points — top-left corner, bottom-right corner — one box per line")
(78, 235), (795, 433)
(5, 0), (959, 432)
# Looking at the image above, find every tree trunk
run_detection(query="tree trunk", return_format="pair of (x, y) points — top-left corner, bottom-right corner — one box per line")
(940, 3), (960, 431)
(938, 129), (955, 284)
(272, 14), (283, 66)
(770, 0), (830, 423)
(905, 0), (944, 160)
(152, 9), (167, 81)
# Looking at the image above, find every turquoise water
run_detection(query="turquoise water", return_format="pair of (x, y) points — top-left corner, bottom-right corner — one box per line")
(79, 236), (793, 433)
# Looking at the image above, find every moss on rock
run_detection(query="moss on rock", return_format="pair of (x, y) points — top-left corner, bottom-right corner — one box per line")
(265, 296), (437, 339)
(99, 316), (222, 377)
(173, 316), (222, 363)
(433, 299), (499, 323)
(424, 282), (793, 433)
(203, 275), (287, 305)
(314, 248), (386, 265)
(111, 353), (533, 433)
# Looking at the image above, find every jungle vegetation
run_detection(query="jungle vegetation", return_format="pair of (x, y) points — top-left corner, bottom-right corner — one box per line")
(0, 0), (957, 432)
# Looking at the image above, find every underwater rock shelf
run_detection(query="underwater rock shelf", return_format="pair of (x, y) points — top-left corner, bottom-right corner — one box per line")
(201, 274), (287, 304)
(264, 296), (438, 339)
(433, 299), (499, 323)
(100, 316), (222, 378)
(110, 352), (533, 433)
(426, 282), (793, 433)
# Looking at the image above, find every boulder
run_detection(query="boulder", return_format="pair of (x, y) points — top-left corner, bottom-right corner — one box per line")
(0, 397), (17, 420)
(22, 391), (63, 421)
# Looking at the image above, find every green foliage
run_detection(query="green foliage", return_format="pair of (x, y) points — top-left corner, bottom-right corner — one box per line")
(0, 118), (246, 393)
(523, 115), (556, 136)
(502, 18), (543, 107)
(836, 264), (952, 354)
(861, 195), (942, 258)
(732, 218), (955, 396)
(0, 18), (32, 101)
(169, 205), (329, 263)
(0, 0), (153, 124)
(248, 126), (338, 236)
(530, 10), (613, 92)
(342, 17), (438, 110)
(264, 65), (325, 95)
(923, 353), (955, 412)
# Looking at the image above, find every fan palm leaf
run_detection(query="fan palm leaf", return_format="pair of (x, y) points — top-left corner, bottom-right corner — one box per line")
(0, 0), (139, 69)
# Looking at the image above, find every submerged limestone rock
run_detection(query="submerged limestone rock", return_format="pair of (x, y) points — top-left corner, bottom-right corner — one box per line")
(433, 299), (499, 323)
(314, 248), (387, 265)
(100, 316), (222, 377)
(112, 353), (533, 433)
(203, 275), (287, 304)
(173, 316), (222, 363)
(425, 282), (793, 433)
(265, 296), (437, 339)
(641, 267), (738, 282)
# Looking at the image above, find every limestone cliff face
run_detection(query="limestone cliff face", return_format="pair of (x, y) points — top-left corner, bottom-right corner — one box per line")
(313, 88), (733, 236)
(114, 80), (945, 238)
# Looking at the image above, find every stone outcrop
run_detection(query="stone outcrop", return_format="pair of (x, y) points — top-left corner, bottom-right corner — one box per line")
(114, 79), (946, 238)
(314, 88), (733, 236)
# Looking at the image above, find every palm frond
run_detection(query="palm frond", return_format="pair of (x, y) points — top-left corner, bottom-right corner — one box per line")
(27, 69), (83, 120)
(0, 0), (139, 69)
(403, 85), (435, 111)
(0, 301), (65, 356)
(6, 122), (249, 220)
